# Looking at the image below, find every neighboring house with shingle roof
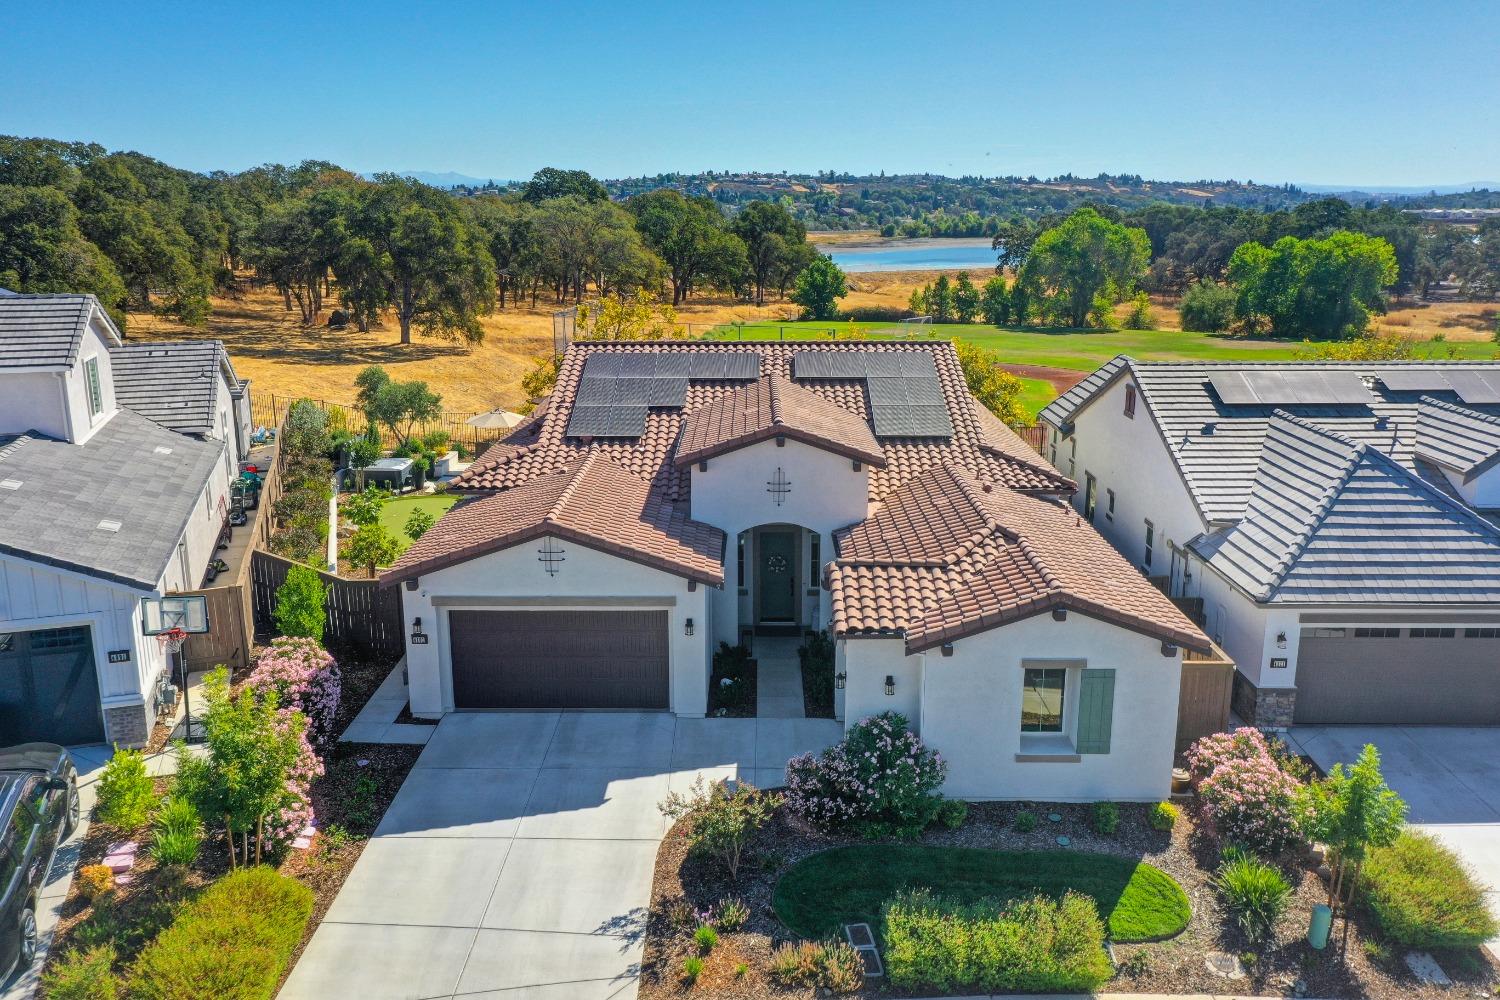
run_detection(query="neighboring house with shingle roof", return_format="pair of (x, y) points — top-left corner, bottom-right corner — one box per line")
(1039, 357), (1500, 729)
(383, 340), (1210, 802)
(0, 292), (252, 749)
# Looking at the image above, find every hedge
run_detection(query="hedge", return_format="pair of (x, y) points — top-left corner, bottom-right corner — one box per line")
(882, 888), (1113, 994)
(1362, 830), (1498, 949)
(126, 867), (314, 1000)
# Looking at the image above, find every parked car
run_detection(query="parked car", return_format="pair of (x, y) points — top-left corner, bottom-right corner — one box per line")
(0, 744), (78, 983)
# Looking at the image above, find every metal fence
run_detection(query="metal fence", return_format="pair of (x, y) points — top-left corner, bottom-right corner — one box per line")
(250, 394), (507, 457)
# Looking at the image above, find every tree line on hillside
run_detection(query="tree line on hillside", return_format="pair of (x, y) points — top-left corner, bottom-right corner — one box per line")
(0, 138), (823, 338)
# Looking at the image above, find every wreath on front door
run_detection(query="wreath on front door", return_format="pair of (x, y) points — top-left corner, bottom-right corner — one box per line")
(766, 554), (789, 574)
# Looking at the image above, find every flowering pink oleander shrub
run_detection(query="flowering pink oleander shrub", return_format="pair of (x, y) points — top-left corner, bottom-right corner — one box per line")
(247, 636), (342, 745)
(785, 712), (948, 838)
(263, 707), (324, 849)
(1188, 728), (1301, 854)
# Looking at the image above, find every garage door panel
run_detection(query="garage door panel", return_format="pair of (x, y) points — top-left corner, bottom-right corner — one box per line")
(0, 626), (105, 744)
(1294, 636), (1500, 725)
(449, 610), (669, 710)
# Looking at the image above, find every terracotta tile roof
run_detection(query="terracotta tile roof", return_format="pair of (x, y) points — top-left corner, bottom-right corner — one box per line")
(450, 341), (1072, 501)
(829, 464), (1208, 653)
(382, 451), (724, 586)
(675, 374), (886, 467)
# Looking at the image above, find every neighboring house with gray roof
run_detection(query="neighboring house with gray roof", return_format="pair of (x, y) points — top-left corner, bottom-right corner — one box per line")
(0, 293), (248, 748)
(1040, 357), (1500, 728)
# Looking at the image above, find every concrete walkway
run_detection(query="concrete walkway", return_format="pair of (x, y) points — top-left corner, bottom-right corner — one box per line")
(338, 657), (435, 746)
(280, 711), (842, 1000)
(1289, 725), (1500, 960)
(2, 744), (199, 1000)
(754, 636), (805, 718)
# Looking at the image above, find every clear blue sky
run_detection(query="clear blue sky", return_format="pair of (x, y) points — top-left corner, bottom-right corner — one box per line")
(5, 0), (1496, 187)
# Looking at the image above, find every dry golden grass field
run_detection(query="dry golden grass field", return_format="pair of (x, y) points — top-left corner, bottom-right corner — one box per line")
(127, 265), (1496, 417)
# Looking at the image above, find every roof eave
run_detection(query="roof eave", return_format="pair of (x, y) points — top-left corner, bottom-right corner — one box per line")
(674, 425), (886, 469)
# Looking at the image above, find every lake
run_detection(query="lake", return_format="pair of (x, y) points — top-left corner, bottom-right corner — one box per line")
(814, 237), (997, 273)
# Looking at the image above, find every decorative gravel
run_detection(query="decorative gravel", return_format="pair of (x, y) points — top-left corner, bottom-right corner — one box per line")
(639, 798), (1500, 999)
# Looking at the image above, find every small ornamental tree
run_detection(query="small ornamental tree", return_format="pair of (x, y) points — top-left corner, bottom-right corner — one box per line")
(785, 712), (948, 838)
(342, 485), (389, 528)
(272, 564), (326, 642)
(659, 777), (782, 882)
(246, 637), (342, 746)
(1296, 744), (1407, 911)
(405, 506), (437, 542)
(345, 522), (401, 577)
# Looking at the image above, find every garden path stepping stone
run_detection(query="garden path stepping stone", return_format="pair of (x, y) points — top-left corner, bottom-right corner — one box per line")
(1404, 951), (1451, 986)
(1056, 835), (1071, 846)
(1205, 951), (1246, 979)
(1047, 812), (1062, 822)
(842, 923), (883, 978)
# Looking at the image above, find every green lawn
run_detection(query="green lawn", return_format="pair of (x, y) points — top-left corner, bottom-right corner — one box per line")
(772, 845), (1191, 943)
(379, 493), (461, 555)
(1014, 375), (1056, 419)
(703, 320), (1493, 372)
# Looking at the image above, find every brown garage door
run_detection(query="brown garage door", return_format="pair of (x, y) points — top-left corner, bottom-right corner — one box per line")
(1294, 633), (1500, 725)
(448, 609), (669, 710)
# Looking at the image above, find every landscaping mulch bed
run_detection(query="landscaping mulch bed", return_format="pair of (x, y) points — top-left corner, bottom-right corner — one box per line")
(640, 798), (1499, 999)
(42, 741), (422, 990)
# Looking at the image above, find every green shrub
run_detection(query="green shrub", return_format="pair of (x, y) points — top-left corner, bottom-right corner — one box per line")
(41, 944), (118, 1000)
(1091, 801), (1119, 835)
(95, 748), (155, 829)
(681, 955), (703, 981)
(150, 797), (202, 867)
(784, 712), (947, 839)
(126, 867), (314, 1000)
(1150, 801), (1179, 831)
(935, 798), (968, 829)
(714, 897), (749, 931)
(1014, 810), (1038, 833)
(1123, 291), (1153, 330)
(1363, 830), (1499, 948)
(658, 777), (782, 882)
(707, 642), (756, 717)
(272, 565), (326, 642)
(882, 887), (1112, 994)
(693, 924), (718, 954)
(1179, 280), (1237, 332)
(1213, 856), (1292, 944)
(797, 629), (836, 717)
(767, 939), (862, 993)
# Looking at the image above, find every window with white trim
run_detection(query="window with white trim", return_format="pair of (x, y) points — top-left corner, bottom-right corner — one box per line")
(84, 357), (103, 417)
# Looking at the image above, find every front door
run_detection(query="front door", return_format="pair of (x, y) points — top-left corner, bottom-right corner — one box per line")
(758, 530), (798, 623)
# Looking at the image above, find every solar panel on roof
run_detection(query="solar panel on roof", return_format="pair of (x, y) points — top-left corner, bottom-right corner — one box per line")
(685, 354), (726, 379)
(865, 377), (909, 405)
(565, 405), (648, 437)
(582, 354), (625, 376)
(905, 376), (945, 406)
(640, 377), (689, 407)
(722, 353), (760, 379)
(863, 353), (907, 377)
(1208, 370), (1371, 405)
(1325, 373), (1376, 404)
(1445, 370), (1500, 404)
(870, 403), (954, 438)
(1207, 372), (1259, 404)
(1378, 370), (1453, 392)
(653, 354), (693, 377)
(793, 351), (869, 378)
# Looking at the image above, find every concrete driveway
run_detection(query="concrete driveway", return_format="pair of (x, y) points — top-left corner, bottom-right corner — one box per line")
(1289, 725), (1500, 957)
(280, 712), (841, 1000)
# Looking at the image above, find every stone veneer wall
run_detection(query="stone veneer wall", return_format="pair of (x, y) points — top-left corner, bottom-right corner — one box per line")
(103, 703), (150, 748)
(1231, 672), (1296, 729)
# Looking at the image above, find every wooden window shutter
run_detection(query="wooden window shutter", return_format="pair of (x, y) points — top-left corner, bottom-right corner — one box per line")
(1076, 669), (1116, 754)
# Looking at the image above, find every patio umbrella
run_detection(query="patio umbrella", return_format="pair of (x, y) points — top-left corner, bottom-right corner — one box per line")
(466, 409), (527, 429)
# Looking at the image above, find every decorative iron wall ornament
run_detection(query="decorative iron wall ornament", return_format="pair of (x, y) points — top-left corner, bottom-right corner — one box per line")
(766, 466), (792, 505)
(538, 537), (566, 576)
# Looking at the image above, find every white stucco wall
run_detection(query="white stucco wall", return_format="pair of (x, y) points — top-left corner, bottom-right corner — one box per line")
(157, 446), (233, 594)
(0, 372), (70, 439)
(63, 322), (120, 444)
(843, 612), (1183, 802)
(1441, 464), (1500, 510)
(1190, 563), (1298, 689)
(1045, 373), (1206, 580)
(400, 536), (713, 718)
(690, 437), (869, 644)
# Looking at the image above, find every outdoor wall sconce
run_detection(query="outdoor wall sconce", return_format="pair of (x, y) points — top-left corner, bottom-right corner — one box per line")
(410, 617), (429, 645)
(1276, 631), (1287, 649)
(775, 434), (786, 447)
(851, 460), (862, 471)
(884, 675), (895, 696)
(684, 618), (695, 637)
(698, 460), (708, 471)
(835, 671), (846, 690)
(1160, 641), (1178, 657)
(940, 643), (954, 657)
(1052, 608), (1068, 622)
(404, 578), (419, 591)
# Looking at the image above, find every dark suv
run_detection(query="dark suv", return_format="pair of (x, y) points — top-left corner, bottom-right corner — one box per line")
(0, 744), (78, 983)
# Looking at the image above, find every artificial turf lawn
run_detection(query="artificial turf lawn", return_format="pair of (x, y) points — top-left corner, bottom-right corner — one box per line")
(772, 845), (1191, 943)
(378, 493), (461, 554)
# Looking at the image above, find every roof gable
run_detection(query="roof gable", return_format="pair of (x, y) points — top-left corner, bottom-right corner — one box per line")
(0, 294), (120, 370)
(382, 451), (725, 586)
(674, 374), (885, 467)
(1414, 395), (1500, 482)
(109, 341), (233, 435)
(1194, 411), (1500, 604)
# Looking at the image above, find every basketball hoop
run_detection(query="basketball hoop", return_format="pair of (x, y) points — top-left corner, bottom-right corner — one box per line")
(142, 595), (210, 744)
(154, 626), (191, 656)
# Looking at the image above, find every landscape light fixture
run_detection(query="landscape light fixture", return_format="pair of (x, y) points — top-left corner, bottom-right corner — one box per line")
(410, 617), (429, 645)
(884, 675), (895, 696)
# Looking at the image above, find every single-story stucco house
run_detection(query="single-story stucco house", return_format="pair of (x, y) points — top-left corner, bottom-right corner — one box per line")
(382, 341), (1209, 801)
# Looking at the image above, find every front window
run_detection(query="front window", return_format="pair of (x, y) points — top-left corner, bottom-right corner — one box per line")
(85, 357), (103, 417)
(1068, 439), (1076, 478)
(1124, 384), (1137, 418)
(736, 534), (745, 588)
(1144, 520), (1155, 569)
(1083, 474), (1097, 522)
(1105, 488), (1116, 520)
(1021, 668), (1065, 733)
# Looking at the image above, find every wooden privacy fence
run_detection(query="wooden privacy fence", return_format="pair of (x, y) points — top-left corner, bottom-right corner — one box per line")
(250, 550), (405, 661)
(1177, 646), (1236, 754)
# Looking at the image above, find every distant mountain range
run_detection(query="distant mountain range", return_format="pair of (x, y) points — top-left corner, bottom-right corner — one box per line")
(1301, 182), (1500, 195)
(370, 170), (507, 188)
